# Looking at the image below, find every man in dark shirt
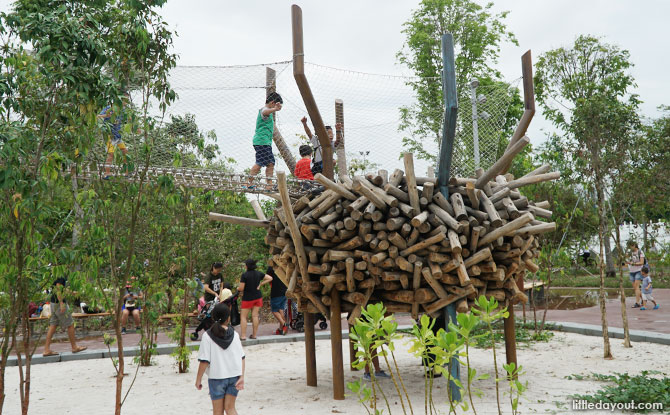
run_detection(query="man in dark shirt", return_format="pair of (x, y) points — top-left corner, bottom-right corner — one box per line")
(204, 262), (224, 303)
(43, 276), (87, 356)
(238, 259), (272, 340)
(268, 264), (288, 335)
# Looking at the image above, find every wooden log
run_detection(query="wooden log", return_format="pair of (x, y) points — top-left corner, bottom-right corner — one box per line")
(447, 229), (462, 254)
(475, 135), (531, 189)
(478, 213), (534, 247)
(403, 153), (421, 214)
(400, 233), (446, 256)
(450, 192), (468, 220)
(465, 182), (480, 209)
(422, 182), (435, 202)
(533, 200), (551, 209)
(410, 211), (430, 227)
(520, 163), (550, 179)
(342, 291), (366, 305)
(353, 177), (386, 211)
(381, 290), (415, 304)
(432, 192), (455, 216)
(208, 212), (269, 228)
(506, 171), (560, 189)
(423, 288), (470, 317)
(384, 184), (410, 203)
(345, 258), (355, 293)
(325, 250), (353, 262)
(513, 222), (556, 236)
(526, 205), (553, 219)
(479, 192), (502, 228)
(489, 187), (511, 204)
(312, 192), (342, 219)
(315, 173), (357, 201)
(388, 232), (408, 250)
(414, 287), (436, 303)
(384, 302), (412, 313)
(421, 267), (449, 299)
(524, 258), (540, 273)
(388, 168), (404, 187)
(395, 256), (414, 272)
(428, 203), (462, 232)
(291, 196), (310, 214)
(453, 252), (471, 286)
(386, 217), (406, 231)
(276, 172), (311, 289)
(335, 236), (364, 251)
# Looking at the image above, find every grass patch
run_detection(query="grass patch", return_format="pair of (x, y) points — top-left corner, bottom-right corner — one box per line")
(551, 273), (670, 289)
(471, 320), (555, 349)
(569, 371), (670, 413)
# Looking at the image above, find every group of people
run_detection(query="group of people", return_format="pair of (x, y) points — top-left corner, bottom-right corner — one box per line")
(627, 241), (660, 310)
(246, 92), (342, 188)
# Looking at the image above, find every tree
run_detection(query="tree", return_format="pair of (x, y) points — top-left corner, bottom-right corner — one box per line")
(397, 0), (519, 167)
(535, 35), (641, 359)
(0, 1), (123, 411)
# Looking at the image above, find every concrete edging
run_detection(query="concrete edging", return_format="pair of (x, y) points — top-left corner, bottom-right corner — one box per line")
(4, 322), (668, 367)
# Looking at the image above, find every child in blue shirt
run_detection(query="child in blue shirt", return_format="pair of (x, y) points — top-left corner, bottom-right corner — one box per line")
(640, 266), (659, 310)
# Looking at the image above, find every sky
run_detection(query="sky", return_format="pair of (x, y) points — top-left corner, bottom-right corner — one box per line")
(155, 0), (669, 147)
(0, 0), (667, 172)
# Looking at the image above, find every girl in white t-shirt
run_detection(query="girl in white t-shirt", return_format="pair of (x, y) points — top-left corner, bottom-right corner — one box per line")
(196, 303), (245, 415)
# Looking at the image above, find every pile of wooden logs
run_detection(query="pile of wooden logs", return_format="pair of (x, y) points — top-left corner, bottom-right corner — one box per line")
(267, 143), (558, 324)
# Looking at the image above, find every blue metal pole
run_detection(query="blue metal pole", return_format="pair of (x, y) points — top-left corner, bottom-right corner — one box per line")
(439, 33), (461, 403)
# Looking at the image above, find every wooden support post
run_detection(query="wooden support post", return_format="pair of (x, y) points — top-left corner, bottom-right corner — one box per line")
(503, 305), (517, 377)
(335, 99), (347, 180)
(292, 5), (333, 180)
(305, 311), (317, 386)
(250, 200), (267, 221)
(331, 289), (345, 400)
(267, 67), (296, 174)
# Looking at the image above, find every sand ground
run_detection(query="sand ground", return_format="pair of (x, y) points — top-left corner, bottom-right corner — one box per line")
(4, 332), (667, 415)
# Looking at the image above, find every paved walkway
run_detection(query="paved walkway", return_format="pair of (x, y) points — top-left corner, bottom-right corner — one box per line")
(515, 288), (669, 335)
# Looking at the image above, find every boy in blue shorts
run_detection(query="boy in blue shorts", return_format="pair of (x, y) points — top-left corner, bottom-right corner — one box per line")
(640, 266), (659, 310)
(247, 92), (282, 189)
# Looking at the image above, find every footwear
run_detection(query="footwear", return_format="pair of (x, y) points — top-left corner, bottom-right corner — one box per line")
(275, 328), (282, 335)
(375, 371), (390, 379)
(243, 185), (257, 190)
(249, 335), (257, 340)
(363, 372), (371, 381)
(640, 307), (647, 310)
(632, 303), (641, 308)
(121, 327), (127, 334)
(282, 325), (289, 335)
(72, 346), (87, 353)
(43, 351), (59, 357)
(190, 332), (199, 341)
(654, 304), (660, 310)
(103, 175), (111, 180)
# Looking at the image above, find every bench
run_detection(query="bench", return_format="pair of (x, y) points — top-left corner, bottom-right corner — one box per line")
(523, 281), (546, 302)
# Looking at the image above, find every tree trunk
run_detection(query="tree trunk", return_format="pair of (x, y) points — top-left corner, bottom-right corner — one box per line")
(595, 175), (613, 359)
(603, 229), (616, 277)
(642, 221), (648, 252)
(614, 223), (632, 347)
(115, 292), (125, 415)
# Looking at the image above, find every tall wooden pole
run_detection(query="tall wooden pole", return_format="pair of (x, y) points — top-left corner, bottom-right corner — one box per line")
(290, 4), (320, 389)
(291, 4), (334, 180)
(335, 99), (347, 180)
(500, 51), (535, 174)
(500, 51), (533, 375)
(266, 67), (296, 174)
(438, 33), (461, 402)
(330, 289), (345, 400)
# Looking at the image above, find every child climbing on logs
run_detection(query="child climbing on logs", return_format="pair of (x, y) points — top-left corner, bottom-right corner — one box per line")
(247, 92), (283, 190)
(295, 145), (314, 180)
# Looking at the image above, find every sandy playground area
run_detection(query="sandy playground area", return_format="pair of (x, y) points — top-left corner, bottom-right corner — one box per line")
(4, 332), (667, 414)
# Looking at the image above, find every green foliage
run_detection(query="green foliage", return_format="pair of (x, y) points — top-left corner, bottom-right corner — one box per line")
(349, 302), (529, 415)
(571, 372), (670, 413)
(397, 0), (520, 163)
(168, 315), (191, 373)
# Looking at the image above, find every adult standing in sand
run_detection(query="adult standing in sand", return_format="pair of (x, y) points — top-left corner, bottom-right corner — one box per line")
(238, 259), (272, 340)
(42, 275), (87, 356)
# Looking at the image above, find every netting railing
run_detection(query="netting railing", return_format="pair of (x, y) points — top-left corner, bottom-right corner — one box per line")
(90, 60), (521, 191)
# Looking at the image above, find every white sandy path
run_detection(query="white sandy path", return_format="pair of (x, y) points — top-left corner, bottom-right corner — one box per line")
(3, 332), (666, 415)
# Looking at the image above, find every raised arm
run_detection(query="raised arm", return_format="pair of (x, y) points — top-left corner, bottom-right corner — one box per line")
(301, 116), (313, 139)
(261, 102), (280, 117)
